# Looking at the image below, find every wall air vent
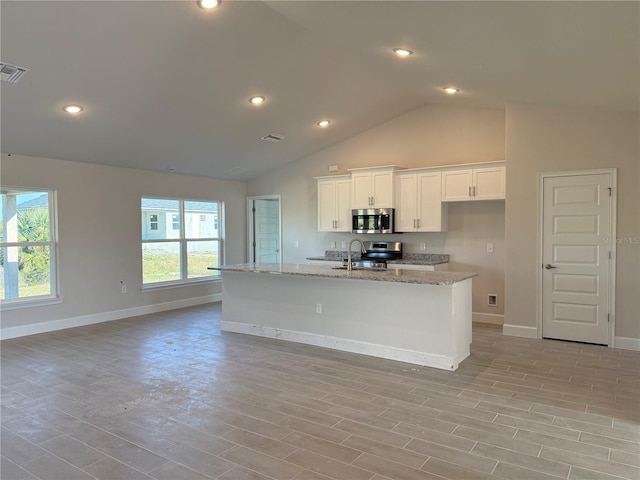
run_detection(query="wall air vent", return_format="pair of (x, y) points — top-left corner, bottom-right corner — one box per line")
(0, 62), (30, 83)
(260, 133), (285, 143)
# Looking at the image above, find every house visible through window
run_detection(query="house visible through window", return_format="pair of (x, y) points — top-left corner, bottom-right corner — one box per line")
(141, 198), (222, 286)
(1, 187), (58, 306)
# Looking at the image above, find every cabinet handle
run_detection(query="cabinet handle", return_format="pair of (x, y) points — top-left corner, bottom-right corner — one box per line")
(469, 186), (472, 197)
(473, 186), (476, 197)
(417, 219), (420, 229)
(413, 219), (416, 228)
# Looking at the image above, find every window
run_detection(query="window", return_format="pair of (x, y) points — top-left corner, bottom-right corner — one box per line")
(149, 214), (158, 231)
(141, 198), (222, 286)
(1, 187), (58, 306)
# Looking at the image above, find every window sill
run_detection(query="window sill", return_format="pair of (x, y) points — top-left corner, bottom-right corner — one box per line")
(0, 296), (64, 311)
(141, 277), (221, 292)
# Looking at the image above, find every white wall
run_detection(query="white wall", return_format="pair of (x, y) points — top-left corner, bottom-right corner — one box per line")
(1, 154), (247, 337)
(505, 104), (640, 342)
(248, 104), (506, 317)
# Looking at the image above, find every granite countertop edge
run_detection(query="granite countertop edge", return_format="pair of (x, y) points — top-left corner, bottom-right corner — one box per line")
(210, 263), (476, 286)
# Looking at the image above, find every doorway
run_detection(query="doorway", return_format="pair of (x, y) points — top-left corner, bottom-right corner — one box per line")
(247, 195), (282, 264)
(539, 169), (616, 345)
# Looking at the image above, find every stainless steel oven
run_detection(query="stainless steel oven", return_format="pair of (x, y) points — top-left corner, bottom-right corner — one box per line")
(351, 208), (395, 234)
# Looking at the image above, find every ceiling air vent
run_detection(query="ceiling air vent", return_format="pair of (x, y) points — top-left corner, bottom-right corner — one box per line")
(261, 133), (285, 143)
(0, 62), (30, 83)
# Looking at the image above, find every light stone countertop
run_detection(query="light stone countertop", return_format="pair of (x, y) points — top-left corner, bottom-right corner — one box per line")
(209, 263), (476, 286)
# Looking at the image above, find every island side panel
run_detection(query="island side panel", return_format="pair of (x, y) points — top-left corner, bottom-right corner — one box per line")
(220, 271), (472, 370)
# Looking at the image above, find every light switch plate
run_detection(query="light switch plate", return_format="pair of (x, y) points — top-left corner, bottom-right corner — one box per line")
(487, 243), (494, 253)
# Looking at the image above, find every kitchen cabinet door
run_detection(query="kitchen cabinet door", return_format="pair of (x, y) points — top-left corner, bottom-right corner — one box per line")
(334, 178), (352, 231)
(417, 172), (447, 231)
(395, 174), (419, 231)
(395, 171), (446, 232)
(441, 165), (505, 201)
(473, 166), (505, 200)
(351, 172), (374, 209)
(350, 167), (396, 208)
(371, 170), (394, 207)
(317, 176), (351, 232)
(441, 169), (474, 201)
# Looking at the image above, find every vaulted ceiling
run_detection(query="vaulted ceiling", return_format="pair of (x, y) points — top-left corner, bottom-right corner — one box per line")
(1, 1), (638, 180)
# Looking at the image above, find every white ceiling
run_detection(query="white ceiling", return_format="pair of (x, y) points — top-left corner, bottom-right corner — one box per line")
(1, 1), (638, 181)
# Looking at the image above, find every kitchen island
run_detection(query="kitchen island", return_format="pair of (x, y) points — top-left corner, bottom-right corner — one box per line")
(210, 263), (476, 370)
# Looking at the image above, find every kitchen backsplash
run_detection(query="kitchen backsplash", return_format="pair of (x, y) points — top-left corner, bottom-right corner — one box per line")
(323, 251), (449, 262)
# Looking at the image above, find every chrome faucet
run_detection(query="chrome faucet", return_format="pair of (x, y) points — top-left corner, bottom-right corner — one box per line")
(347, 238), (367, 272)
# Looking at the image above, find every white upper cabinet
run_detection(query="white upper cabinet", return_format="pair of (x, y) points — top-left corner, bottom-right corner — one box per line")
(395, 171), (448, 232)
(441, 163), (505, 201)
(316, 175), (352, 232)
(349, 166), (398, 209)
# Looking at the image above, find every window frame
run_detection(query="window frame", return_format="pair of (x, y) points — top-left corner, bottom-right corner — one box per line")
(0, 187), (60, 310)
(141, 197), (223, 289)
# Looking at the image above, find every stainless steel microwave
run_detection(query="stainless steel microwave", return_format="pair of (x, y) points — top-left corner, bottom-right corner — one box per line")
(352, 208), (395, 234)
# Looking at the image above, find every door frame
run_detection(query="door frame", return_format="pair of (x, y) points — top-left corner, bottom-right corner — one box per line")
(246, 194), (282, 264)
(536, 168), (617, 346)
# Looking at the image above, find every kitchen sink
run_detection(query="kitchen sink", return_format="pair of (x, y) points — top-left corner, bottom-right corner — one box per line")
(332, 260), (387, 271)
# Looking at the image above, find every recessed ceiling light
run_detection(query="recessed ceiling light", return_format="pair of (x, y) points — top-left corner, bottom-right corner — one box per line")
(443, 87), (460, 95)
(317, 120), (330, 128)
(197, 0), (221, 9)
(63, 104), (83, 114)
(249, 95), (265, 105)
(393, 48), (413, 57)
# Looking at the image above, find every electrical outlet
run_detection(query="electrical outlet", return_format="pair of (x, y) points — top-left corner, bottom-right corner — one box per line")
(330, 241), (336, 248)
(121, 284), (127, 294)
(487, 243), (494, 253)
(420, 242), (427, 251)
(295, 240), (300, 248)
(315, 303), (322, 314)
(488, 294), (497, 306)
(341, 241), (347, 249)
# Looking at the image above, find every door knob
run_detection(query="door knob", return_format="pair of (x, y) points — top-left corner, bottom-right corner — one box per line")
(544, 264), (557, 269)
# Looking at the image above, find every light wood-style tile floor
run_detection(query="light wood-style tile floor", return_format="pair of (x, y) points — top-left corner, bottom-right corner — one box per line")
(1, 303), (639, 480)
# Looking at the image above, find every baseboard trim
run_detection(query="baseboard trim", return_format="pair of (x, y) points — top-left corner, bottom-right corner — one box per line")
(221, 321), (465, 370)
(503, 324), (538, 339)
(614, 336), (640, 351)
(0, 294), (222, 340)
(473, 312), (504, 325)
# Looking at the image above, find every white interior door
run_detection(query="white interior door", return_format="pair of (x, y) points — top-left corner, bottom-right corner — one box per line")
(248, 196), (281, 264)
(541, 172), (614, 345)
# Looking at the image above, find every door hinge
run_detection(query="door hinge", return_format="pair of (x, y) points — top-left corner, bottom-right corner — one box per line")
(252, 207), (256, 213)
(607, 187), (612, 196)
(609, 251), (612, 260)
(252, 241), (256, 247)
(608, 313), (611, 323)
